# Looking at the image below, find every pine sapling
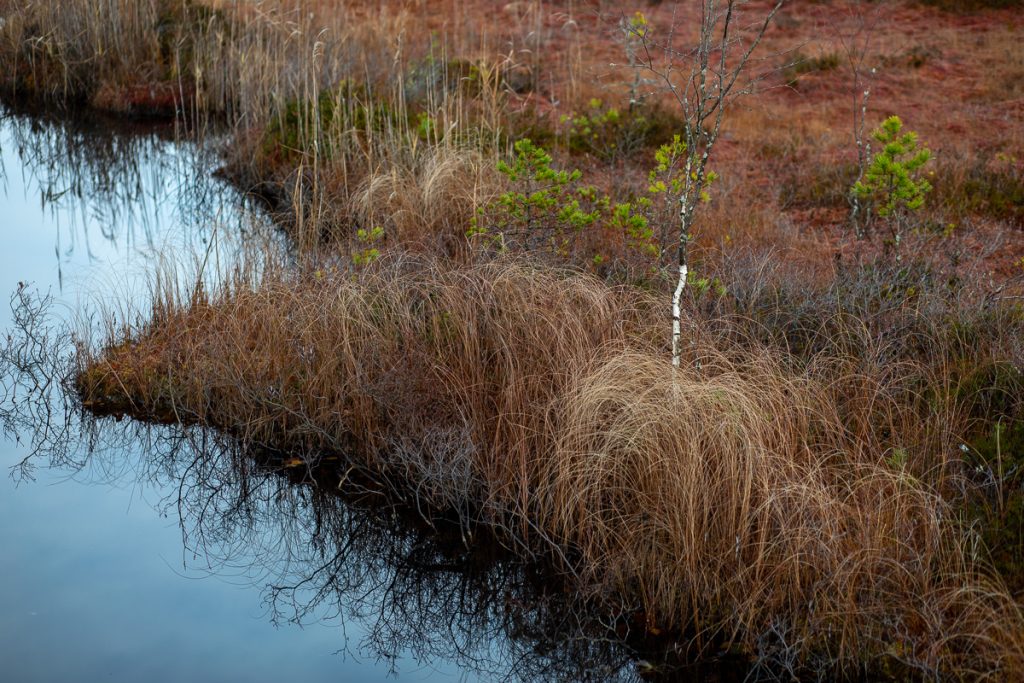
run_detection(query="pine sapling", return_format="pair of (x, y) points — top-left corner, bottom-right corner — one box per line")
(852, 115), (932, 261)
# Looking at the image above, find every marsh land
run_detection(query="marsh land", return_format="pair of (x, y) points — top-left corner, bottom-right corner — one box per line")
(2, 1), (1024, 680)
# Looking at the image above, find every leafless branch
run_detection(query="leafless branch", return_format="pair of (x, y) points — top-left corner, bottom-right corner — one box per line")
(625, 0), (786, 367)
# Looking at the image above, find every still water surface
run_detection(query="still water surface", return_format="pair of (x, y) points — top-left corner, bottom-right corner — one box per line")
(0, 108), (486, 682)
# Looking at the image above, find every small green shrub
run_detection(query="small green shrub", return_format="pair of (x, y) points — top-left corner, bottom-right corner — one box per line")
(352, 226), (385, 267)
(853, 115), (932, 253)
(469, 138), (606, 258)
(783, 52), (842, 87)
(559, 99), (678, 161)
(853, 116), (933, 219)
(471, 136), (714, 274)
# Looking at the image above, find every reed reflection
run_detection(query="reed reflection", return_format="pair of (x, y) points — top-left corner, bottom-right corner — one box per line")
(0, 103), (273, 291)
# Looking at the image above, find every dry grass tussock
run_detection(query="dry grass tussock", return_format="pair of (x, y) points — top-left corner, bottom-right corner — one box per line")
(76, 255), (1024, 678)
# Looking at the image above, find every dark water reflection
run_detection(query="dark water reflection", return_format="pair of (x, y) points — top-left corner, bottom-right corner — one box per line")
(0, 105), (454, 682)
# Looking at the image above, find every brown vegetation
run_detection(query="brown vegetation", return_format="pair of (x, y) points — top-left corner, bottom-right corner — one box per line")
(2, 0), (1021, 266)
(4, 0), (1024, 677)
(74, 255), (1024, 678)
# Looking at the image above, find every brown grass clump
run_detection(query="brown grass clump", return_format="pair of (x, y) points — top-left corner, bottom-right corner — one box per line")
(80, 257), (659, 507)
(545, 351), (1021, 675)
(76, 256), (1024, 678)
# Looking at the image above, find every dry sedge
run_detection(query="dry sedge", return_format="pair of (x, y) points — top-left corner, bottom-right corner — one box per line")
(76, 256), (1024, 678)
(7, 0), (1024, 678)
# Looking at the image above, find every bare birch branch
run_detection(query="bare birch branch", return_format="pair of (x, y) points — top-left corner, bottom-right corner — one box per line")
(628, 1), (785, 367)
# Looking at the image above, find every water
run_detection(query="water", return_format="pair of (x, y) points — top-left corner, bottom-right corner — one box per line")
(0, 107), (658, 682)
(0, 107), (471, 682)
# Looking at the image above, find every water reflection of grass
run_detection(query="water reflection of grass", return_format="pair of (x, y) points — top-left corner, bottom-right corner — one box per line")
(1, 105), (217, 256)
(0, 105), (280, 302)
(0, 289), (744, 682)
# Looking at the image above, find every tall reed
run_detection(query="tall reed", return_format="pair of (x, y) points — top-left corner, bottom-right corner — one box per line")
(0, 0), (541, 251)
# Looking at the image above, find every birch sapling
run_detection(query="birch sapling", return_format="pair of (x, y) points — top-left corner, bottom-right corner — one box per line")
(631, 0), (786, 367)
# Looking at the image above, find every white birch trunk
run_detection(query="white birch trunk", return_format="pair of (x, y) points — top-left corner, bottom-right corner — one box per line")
(671, 263), (687, 367)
